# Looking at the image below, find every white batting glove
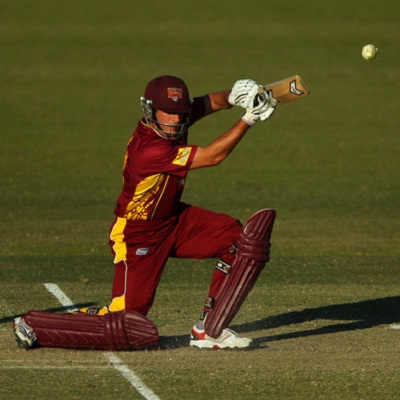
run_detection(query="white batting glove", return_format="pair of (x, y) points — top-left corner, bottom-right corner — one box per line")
(241, 90), (277, 126)
(259, 106), (276, 121)
(241, 109), (261, 126)
(228, 79), (260, 108)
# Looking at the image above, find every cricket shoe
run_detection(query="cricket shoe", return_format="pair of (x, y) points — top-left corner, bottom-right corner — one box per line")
(190, 325), (252, 349)
(13, 317), (37, 349)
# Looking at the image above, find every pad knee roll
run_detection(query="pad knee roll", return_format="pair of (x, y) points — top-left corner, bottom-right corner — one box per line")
(204, 209), (276, 338)
(24, 310), (159, 350)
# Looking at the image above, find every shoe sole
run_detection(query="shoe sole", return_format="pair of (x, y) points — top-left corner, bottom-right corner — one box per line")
(189, 339), (252, 350)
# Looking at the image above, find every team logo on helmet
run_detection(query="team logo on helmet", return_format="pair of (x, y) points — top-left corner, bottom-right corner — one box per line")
(167, 87), (183, 102)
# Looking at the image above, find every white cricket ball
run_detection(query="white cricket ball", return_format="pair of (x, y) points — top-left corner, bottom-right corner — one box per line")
(361, 44), (378, 61)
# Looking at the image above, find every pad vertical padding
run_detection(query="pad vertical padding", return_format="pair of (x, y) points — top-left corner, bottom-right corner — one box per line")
(24, 310), (159, 350)
(204, 209), (276, 338)
(123, 310), (160, 348)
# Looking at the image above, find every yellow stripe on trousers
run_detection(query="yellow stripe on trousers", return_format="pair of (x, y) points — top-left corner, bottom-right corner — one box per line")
(110, 217), (128, 263)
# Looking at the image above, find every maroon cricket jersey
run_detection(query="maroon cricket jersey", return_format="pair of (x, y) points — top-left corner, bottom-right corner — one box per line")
(114, 96), (209, 221)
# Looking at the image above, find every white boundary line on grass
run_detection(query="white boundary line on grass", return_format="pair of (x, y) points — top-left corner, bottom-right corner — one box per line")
(43, 283), (161, 400)
(43, 283), (77, 311)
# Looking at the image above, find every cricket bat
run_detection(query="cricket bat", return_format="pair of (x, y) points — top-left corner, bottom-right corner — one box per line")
(262, 75), (310, 105)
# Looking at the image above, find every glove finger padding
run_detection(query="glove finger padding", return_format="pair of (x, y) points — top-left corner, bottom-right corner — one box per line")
(259, 106), (276, 121)
(241, 104), (275, 126)
(228, 79), (259, 108)
(253, 89), (277, 111)
(241, 92), (276, 126)
(241, 110), (260, 127)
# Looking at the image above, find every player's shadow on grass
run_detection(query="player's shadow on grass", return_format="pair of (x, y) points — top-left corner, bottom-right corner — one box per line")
(159, 296), (400, 350)
(232, 295), (400, 348)
(0, 303), (96, 325)
(3, 298), (398, 351)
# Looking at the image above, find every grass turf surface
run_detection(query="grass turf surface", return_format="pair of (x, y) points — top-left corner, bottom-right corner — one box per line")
(1, 0), (399, 399)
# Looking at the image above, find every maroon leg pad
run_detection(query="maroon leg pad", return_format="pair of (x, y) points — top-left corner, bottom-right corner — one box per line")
(204, 209), (276, 338)
(24, 310), (159, 350)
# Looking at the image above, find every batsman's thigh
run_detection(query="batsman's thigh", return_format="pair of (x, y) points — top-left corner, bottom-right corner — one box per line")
(173, 206), (242, 259)
(111, 246), (171, 315)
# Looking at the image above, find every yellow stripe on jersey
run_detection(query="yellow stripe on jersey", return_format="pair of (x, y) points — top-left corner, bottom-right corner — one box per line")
(110, 217), (128, 263)
(125, 173), (165, 220)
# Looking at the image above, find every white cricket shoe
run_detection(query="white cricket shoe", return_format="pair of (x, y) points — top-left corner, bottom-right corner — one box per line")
(190, 325), (252, 349)
(13, 317), (37, 349)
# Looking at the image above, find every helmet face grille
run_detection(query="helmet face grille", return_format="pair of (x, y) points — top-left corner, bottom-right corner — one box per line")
(140, 97), (154, 121)
(140, 97), (189, 140)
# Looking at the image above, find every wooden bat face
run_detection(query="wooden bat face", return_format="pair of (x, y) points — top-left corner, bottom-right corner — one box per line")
(263, 75), (310, 105)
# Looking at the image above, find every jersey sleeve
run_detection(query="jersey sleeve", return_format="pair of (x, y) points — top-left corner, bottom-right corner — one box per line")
(136, 140), (198, 178)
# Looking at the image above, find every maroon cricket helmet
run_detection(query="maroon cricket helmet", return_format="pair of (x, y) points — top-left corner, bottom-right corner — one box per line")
(144, 75), (192, 114)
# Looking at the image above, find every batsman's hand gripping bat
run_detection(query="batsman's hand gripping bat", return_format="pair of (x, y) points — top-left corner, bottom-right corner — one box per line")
(261, 74), (310, 106)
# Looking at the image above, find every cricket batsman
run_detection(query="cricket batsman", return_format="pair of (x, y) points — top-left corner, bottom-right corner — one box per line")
(14, 75), (277, 350)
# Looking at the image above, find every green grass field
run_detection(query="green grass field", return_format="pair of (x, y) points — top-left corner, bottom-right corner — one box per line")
(1, 1), (399, 399)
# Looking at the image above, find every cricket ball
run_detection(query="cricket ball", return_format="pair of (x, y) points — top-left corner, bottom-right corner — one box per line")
(361, 44), (378, 61)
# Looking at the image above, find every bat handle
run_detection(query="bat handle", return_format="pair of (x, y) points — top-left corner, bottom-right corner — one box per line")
(258, 86), (277, 107)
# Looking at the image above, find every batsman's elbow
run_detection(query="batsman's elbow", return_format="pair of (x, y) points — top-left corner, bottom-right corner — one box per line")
(190, 148), (226, 170)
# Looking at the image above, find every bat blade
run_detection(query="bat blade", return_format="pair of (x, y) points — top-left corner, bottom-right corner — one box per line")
(263, 75), (310, 105)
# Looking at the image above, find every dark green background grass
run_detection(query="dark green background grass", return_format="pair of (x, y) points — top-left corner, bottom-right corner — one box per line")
(1, 1), (399, 399)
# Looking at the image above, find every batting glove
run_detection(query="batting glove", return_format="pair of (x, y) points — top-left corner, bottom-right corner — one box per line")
(228, 79), (260, 108)
(241, 109), (261, 126)
(259, 103), (276, 121)
(241, 90), (276, 126)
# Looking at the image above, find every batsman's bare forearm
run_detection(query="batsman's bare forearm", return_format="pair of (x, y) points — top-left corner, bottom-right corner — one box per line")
(190, 120), (250, 170)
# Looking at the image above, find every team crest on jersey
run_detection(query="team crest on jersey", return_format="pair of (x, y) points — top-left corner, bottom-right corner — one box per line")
(168, 87), (183, 102)
(172, 147), (191, 166)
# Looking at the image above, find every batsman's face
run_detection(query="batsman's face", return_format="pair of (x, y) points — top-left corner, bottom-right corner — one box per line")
(147, 108), (190, 140)
(155, 110), (182, 131)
